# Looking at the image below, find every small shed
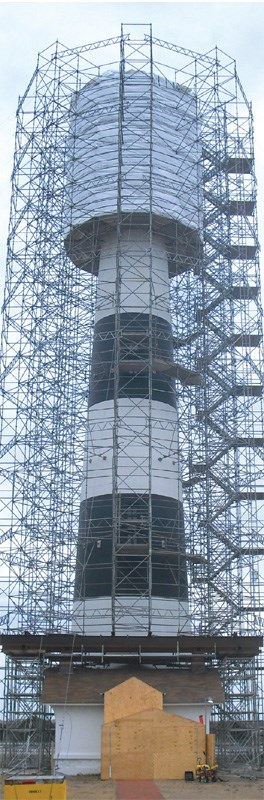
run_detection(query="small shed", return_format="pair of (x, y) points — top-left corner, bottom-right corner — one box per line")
(101, 676), (208, 780)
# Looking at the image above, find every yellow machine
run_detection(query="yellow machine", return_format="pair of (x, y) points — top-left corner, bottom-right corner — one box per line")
(4, 775), (66, 799)
(196, 762), (218, 783)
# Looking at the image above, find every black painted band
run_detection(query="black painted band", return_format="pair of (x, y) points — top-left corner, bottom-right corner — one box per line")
(88, 313), (177, 408)
(74, 493), (188, 601)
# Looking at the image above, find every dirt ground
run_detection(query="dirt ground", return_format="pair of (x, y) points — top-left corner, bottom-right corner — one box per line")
(66, 774), (264, 799)
(2, 773), (264, 800)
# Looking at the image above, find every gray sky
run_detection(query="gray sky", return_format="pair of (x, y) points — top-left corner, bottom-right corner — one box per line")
(0, 1), (264, 304)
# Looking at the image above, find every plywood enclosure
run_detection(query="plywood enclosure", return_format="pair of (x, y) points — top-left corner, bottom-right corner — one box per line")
(104, 676), (162, 723)
(101, 707), (206, 780)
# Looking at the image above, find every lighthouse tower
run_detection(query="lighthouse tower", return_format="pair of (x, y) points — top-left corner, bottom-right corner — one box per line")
(65, 69), (201, 635)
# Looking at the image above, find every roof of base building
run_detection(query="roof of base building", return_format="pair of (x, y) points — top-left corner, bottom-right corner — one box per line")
(42, 666), (224, 705)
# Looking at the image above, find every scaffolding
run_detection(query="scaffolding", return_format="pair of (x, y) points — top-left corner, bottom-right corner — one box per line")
(0, 26), (263, 770)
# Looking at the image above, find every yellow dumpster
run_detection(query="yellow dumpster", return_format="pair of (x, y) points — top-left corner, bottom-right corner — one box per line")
(4, 775), (66, 800)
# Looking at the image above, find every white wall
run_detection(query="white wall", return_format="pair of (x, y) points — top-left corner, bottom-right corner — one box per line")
(165, 702), (212, 734)
(53, 705), (103, 775)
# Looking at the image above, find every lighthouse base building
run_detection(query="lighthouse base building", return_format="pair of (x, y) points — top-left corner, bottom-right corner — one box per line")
(43, 666), (223, 777)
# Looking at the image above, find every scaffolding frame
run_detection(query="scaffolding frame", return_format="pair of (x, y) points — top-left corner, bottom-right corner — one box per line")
(0, 26), (263, 770)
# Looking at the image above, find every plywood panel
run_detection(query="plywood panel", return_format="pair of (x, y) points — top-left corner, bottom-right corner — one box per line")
(206, 733), (216, 766)
(101, 721), (111, 779)
(113, 752), (153, 781)
(101, 708), (206, 780)
(104, 676), (162, 723)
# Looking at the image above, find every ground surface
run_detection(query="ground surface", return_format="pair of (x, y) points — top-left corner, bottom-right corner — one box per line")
(1, 773), (264, 799)
(66, 774), (264, 799)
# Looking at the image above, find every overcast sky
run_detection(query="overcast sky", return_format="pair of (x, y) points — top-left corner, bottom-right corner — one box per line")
(0, 0), (264, 305)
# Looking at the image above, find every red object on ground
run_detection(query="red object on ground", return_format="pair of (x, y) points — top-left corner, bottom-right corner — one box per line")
(116, 780), (164, 799)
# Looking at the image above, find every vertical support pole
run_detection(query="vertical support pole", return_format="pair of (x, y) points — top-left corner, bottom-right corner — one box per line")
(111, 26), (125, 635)
(147, 23), (153, 635)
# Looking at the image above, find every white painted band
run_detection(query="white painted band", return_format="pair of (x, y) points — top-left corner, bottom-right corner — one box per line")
(80, 398), (182, 502)
(95, 229), (171, 323)
(72, 596), (190, 635)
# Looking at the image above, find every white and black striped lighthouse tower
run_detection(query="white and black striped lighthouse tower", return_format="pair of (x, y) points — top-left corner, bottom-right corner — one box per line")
(65, 67), (201, 635)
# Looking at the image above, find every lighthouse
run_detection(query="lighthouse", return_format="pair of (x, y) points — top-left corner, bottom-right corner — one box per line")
(2, 30), (261, 778)
(65, 69), (201, 635)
